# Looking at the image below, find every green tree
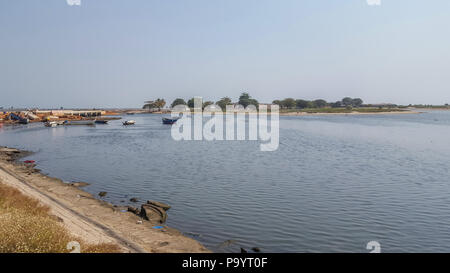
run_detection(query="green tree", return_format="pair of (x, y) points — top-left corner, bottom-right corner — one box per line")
(154, 98), (166, 110)
(187, 98), (195, 108)
(216, 97), (232, 111)
(331, 101), (343, 108)
(313, 99), (327, 108)
(295, 99), (310, 109)
(171, 98), (187, 108)
(342, 97), (353, 106)
(307, 101), (316, 108)
(238, 92), (258, 108)
(249, 99), (259, 108)
(238, 92), (250, 107)
(281, 98), (296, 109)
(203, 101), (214, 109)
(144, 98), (166, 110)
(352, 98), (363, 107)
(143, 101), (156, 110)
(272, 100), (282, 108)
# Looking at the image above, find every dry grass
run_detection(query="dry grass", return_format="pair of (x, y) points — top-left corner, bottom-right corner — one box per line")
(0, 183), (121, 253)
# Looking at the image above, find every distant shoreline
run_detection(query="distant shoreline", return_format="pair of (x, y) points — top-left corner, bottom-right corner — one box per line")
(145, 109), (421, 116)
(278, 110), (421, 116)
(0, 108), (422, 127)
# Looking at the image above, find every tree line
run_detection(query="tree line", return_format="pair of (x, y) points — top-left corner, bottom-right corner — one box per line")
(272, 97), (363, 109)
(144, 93), (259, 111)
(144, 94), (364, 111)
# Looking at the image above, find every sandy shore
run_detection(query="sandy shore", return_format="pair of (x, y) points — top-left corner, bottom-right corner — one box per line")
(0, 147), (209, 253)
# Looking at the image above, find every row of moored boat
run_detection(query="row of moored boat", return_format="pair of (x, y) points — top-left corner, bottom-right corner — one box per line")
(45, 117), (179, 127)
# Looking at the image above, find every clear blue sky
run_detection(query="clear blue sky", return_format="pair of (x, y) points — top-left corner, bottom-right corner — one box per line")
(1, 0), (449, 108)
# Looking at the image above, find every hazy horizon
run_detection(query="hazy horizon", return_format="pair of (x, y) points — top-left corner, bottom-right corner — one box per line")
(1, 0), (449, 108)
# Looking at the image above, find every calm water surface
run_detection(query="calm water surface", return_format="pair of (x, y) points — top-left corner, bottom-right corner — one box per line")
(1, 111), (450, 252)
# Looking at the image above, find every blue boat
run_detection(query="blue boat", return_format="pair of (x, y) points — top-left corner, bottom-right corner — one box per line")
(8, 113), (29, 124)
(162, 117), (179, 125)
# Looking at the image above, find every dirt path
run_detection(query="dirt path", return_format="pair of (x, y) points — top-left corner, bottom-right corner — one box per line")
(0, 147), (209, 253)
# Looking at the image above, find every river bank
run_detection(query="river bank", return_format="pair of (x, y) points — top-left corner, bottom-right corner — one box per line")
(278, 110), (421, 116)
(0, 108), (421, 128)
(0, 146), (209, 253)
(164, 108), (421, 116)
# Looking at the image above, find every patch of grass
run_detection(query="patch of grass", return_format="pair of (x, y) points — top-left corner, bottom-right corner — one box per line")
(0, 183), (121, 253)
(0, 183), (50, 215)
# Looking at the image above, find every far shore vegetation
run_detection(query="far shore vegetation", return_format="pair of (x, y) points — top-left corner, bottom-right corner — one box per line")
(408, 104), (450, 109)
(144, 93), (418, 113)
(0, 183), (120, 253)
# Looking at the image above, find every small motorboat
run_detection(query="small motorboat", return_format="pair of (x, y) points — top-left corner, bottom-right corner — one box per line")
(95, 120), (108, 124)
(45, 121), (58, 127)
(162, 117), (180, 125)
(24, 160), (35, 164)
(123, 120), (136, 125)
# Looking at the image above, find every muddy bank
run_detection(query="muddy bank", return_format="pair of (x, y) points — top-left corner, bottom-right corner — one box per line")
(0, 146), (209, 253)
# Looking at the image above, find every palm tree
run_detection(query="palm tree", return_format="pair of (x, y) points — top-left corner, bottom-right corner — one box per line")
(155, 98), (166, 110)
